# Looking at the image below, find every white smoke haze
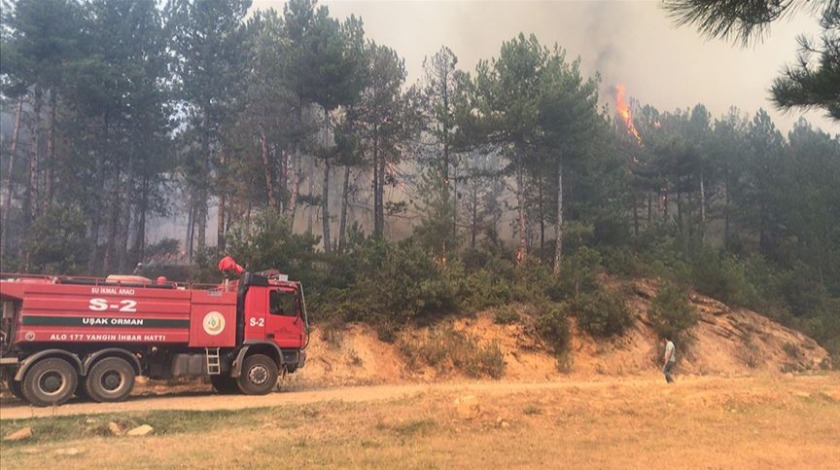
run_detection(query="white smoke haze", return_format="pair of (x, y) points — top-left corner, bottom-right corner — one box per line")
(249, 0), (836, 134)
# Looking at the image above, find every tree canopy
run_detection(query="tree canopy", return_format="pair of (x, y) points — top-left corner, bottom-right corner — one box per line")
(663, 0), (840, 120)
(1, 0), (838, 356)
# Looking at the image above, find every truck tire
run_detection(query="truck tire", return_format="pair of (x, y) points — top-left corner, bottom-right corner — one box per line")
(237, 354), (278, 395)
(85, 357), (135, 403)
(21, 358), (78, 407)
(5, 374), (24, 400)
(210, 375), (239, 394)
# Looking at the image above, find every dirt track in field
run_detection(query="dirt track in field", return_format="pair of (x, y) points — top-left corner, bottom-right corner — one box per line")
(1, 378), (656, 420)
(3, 373), (839, 423)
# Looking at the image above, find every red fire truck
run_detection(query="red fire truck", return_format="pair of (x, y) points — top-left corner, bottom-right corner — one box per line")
(0, 258), (309, 407)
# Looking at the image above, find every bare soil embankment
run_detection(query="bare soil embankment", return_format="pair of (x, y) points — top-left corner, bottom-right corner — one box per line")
(296, 279), (830, 387)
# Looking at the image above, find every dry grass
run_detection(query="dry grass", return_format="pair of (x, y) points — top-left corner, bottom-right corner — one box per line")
(2, 374), (839, 469)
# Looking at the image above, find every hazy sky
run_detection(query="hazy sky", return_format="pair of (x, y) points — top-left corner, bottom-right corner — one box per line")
(253, 0), (838, 135)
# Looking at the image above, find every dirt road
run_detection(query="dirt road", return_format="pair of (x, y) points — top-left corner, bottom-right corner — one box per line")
(1, 376), (669, 420)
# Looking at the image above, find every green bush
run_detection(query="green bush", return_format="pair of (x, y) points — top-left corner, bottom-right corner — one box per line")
(648, 282), (699, 340)
(690, 247), (758, 307)
(535, 304), (572, 357)
(598, 247), (641, 278)
(460, 266), (514, 313)
(334, 239), (458, 328)
(398, 324), (505, 379)
(557, 246), (602, 300)
(493, 305), (521, 325)
(574, 288), (633, 338)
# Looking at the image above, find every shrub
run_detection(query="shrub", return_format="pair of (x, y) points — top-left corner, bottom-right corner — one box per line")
(461, 267), (513, 313)
(690, 247), (758, 307)
(575, 288), (633, 338)
(558, 246), (602, 300)
(648, 282), (699, 340)
(535, 304), (572, 357)
(493, 305), (520, 325)
(335, 239), (458, 328)
(398, 324), (505, 379)
(522, 404), (542, 415)
(782, 342), (800, 359)
(512, 258), (564, 303)
(599, 247), (641, 278)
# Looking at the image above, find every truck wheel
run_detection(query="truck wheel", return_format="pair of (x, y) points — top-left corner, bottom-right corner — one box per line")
(5, 374), (24, 400)
(210, 375), (239, 394)
(237, 354), (278, 395)
(21, 358), (78, 407)
(86, 357), (135, 403)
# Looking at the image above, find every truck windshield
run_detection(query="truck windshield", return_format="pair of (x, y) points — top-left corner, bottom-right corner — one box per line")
(269, 289), (297, 317)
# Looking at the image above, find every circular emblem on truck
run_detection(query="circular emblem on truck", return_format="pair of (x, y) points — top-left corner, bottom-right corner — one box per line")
(203, 311), (225, 336)
(24, 331), (35, 341)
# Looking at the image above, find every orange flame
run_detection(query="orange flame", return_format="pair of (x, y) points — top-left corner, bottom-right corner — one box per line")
(615, 84), (641, 144)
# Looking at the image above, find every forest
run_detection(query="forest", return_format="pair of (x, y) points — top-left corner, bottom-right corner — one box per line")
(1, 0), (839, 358)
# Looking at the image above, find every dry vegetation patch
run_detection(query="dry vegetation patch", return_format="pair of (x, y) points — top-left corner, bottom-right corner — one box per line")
(2, 375), (838, 469)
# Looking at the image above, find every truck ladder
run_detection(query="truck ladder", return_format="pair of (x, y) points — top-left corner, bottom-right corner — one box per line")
(206, 347), (221, 375)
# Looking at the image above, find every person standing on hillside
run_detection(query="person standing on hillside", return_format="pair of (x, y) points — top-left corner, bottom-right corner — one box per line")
(662, 336), (676, 383)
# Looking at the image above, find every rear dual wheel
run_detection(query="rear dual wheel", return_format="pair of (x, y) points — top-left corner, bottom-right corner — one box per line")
(22, 358), (78, 407)
(85, 357), (135, 403)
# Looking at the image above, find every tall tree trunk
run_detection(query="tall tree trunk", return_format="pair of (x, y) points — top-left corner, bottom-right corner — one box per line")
(287, 148), (301, 228)
(217, 150), (227, 251)
(117, 195), (131, 274)
(24, 87), (43, 241)
(553, 162), (563, 274)
(306, 155), (315, 234)
(196, 119), (211, 255)
(676, 188), (683, 233)
(186, 201), (195, 261)
(279, 148), (288, 213)
(196, 198), (207, 254)
(373, 125), (384, 239)
(321, 108), (332, 253)
(322, 159), (332, 253)
(132, 176), (149, 264)
(538, 175), (545, 255)
(116, 155), (133, 273)
(632, 191), (639, 238)
(515, 154), (527, 263)
(104, 152), (124, 274)
(103, 197), (120, 274)
(470, 182), (478, 249)
(1, 97), (24, 260)
(260, 130), (276, 208)
(44, 92), (57, 210)
(699, 169), (706, 243)
(452, 159), (458, 245)
(88, 113), (110, 274)
(338, 165), (352, 254)
(724, 178), (731, 249)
